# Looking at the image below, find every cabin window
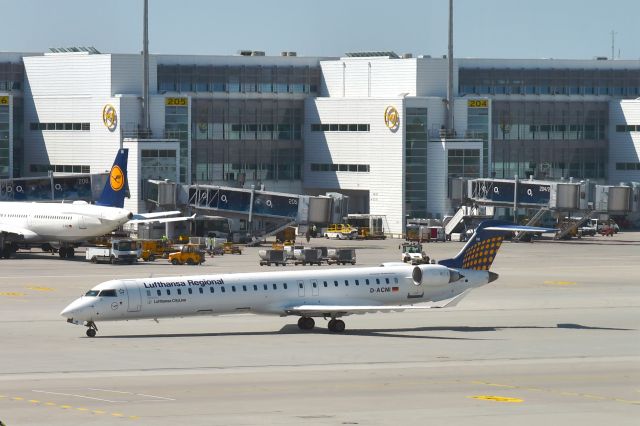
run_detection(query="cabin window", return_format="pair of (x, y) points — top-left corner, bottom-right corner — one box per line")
(366, 279), (370, 285)
(273, 284), (278, 290)
(210, 287), (214, 293)
(242, 285), (247, 291)
(166, 290), (171, 295)
(157, 290), (161, 296)
(232, 286), (236, 292)
(199, 287), (204, 294)
(263, 284), (268, 290)
(283, 283), (288, 289)
(323, 281), (328, 287)
(394, 278), (398, 284)
(334, 280), (338, 287)
(312, 282), (317, 288)
(253, 285), (258, 291)
(188, 288), (193, 294)
(376, 279), (380, 285)
(177, 289), (182, 295)
(385, 278), (390, 284)
(146, 290), (151, 296)
(98, 290), (117, 297)
(344, 280), (349, 286)
(355, 280), (359, 286)
(221, 287), (226, 293)
(298, 283), (303, 289)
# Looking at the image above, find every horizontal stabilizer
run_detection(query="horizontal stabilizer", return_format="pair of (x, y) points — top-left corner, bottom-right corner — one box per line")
(128, 213), (196, 225)
(484, 224), (556, 233)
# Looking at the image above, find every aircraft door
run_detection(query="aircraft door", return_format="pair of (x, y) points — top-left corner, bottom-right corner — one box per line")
(311, 279), (319, 297)
(123, 280), (142, 312)
(297, 280), (305, 297)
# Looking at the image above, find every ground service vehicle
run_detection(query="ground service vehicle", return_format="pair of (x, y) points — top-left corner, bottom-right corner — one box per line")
(401, 242), (429, 265)
(223, 242), (242, 254)
(168, 244), (205, 265)
(138, 239), (171, 261)
(326, 248), (356, 265)
(324, 224), (358, 240)
(86, 239), (140, 264)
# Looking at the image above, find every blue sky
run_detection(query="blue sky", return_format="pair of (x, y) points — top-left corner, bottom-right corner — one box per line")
(3, 0), (640, 59)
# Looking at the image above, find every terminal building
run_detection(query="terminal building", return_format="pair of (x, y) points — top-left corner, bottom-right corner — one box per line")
(1, 49), (640, 235)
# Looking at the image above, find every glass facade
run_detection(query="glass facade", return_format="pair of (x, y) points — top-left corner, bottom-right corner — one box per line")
(164, 103), (189, 182)
(467, 102), (489, 176)
(447, 149), (481, 198)
(158, 65), (320, 95)
(0, 99), (9, 178)
(459, 67), (640, 98)
(405, 108), (428, 218)
(191, 99), (303, 184)
(0, 62), (22, 92)
(491, 101), (608, 180)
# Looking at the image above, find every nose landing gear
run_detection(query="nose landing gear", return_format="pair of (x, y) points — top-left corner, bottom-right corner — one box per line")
(85, 321), (98, 337)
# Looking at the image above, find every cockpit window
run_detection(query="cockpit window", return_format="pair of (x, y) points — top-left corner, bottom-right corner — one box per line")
(85, 290), (99, 297)
(99, 289), (118, 297)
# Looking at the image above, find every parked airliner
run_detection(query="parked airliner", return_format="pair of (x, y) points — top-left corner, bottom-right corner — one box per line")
(62, 221), (553, 336)
(0, 148), (187, 259)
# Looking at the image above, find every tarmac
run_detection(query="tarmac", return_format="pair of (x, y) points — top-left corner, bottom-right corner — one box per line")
(0, 233), (638, 425)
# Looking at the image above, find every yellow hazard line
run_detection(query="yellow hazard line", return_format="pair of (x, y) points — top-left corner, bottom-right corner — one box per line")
(0, 393), (139, 419)
(543, 280), (577, 286)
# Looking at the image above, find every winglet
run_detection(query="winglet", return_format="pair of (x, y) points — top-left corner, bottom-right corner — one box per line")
(95, 148), (129, 208)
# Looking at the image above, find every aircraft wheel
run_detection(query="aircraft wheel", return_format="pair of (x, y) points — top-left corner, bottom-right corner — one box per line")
(328, 319), (345, 333)
(2, 247), (11, 259)
(297, 317), (315, 330)
(67, 247), (75, 258)
(59, 247), (67, 258)
(86, 328), (96, 338)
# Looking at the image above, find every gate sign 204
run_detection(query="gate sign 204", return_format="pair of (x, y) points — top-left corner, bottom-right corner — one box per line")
(517, 183), (551, 205)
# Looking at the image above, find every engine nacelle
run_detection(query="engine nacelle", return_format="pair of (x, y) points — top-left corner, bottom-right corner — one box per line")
(412, 264), (461, 286)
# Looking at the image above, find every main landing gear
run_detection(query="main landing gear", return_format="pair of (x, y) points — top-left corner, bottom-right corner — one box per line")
(297, 317), (346, 333)
(58, 247), (75, 259)
(85, 321), (98, 337)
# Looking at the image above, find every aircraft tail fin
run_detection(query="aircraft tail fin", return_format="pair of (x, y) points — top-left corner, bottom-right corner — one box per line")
(438, 220), (555, 271)
(95, 148), (129, 208)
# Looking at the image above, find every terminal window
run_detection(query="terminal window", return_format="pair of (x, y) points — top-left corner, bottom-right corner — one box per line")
(311, 123), (369, 132)
(30, 122), (90, 131)
(310, 163), (369, 172)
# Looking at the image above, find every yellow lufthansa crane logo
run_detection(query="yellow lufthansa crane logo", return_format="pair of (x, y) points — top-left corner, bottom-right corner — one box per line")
(384, 106), (399, 130)
(102, 104), (117, 131)
(0, 96), (9, 105)
(109, 165), (125, 192)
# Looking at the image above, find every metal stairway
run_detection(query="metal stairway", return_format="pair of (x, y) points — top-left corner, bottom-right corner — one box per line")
(554, 211), (594, 240)
(513, 207), (549, 242)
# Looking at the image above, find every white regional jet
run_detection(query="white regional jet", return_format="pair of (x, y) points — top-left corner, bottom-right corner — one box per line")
(62, 221), (552, 337)
(0, 149), (188, 259)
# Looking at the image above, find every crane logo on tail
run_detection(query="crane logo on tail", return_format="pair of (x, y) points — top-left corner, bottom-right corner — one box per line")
(109, 165), (125, 191)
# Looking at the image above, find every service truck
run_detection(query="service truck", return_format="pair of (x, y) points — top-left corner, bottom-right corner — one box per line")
(85, 239), (141, 264)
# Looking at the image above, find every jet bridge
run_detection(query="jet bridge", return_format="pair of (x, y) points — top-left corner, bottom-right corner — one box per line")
(455, 178), (638, 239)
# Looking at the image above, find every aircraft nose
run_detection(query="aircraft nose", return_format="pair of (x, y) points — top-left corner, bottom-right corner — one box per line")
(488, 271), (499, 283)
(60, 298), (91, 320)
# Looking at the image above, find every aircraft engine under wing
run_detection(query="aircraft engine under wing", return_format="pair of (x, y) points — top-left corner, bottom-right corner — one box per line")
(0, 225), (38, 240)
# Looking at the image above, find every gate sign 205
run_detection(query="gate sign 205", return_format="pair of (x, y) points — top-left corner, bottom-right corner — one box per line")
(253, 194), (299, 218)
(517, 183), (551, 205)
